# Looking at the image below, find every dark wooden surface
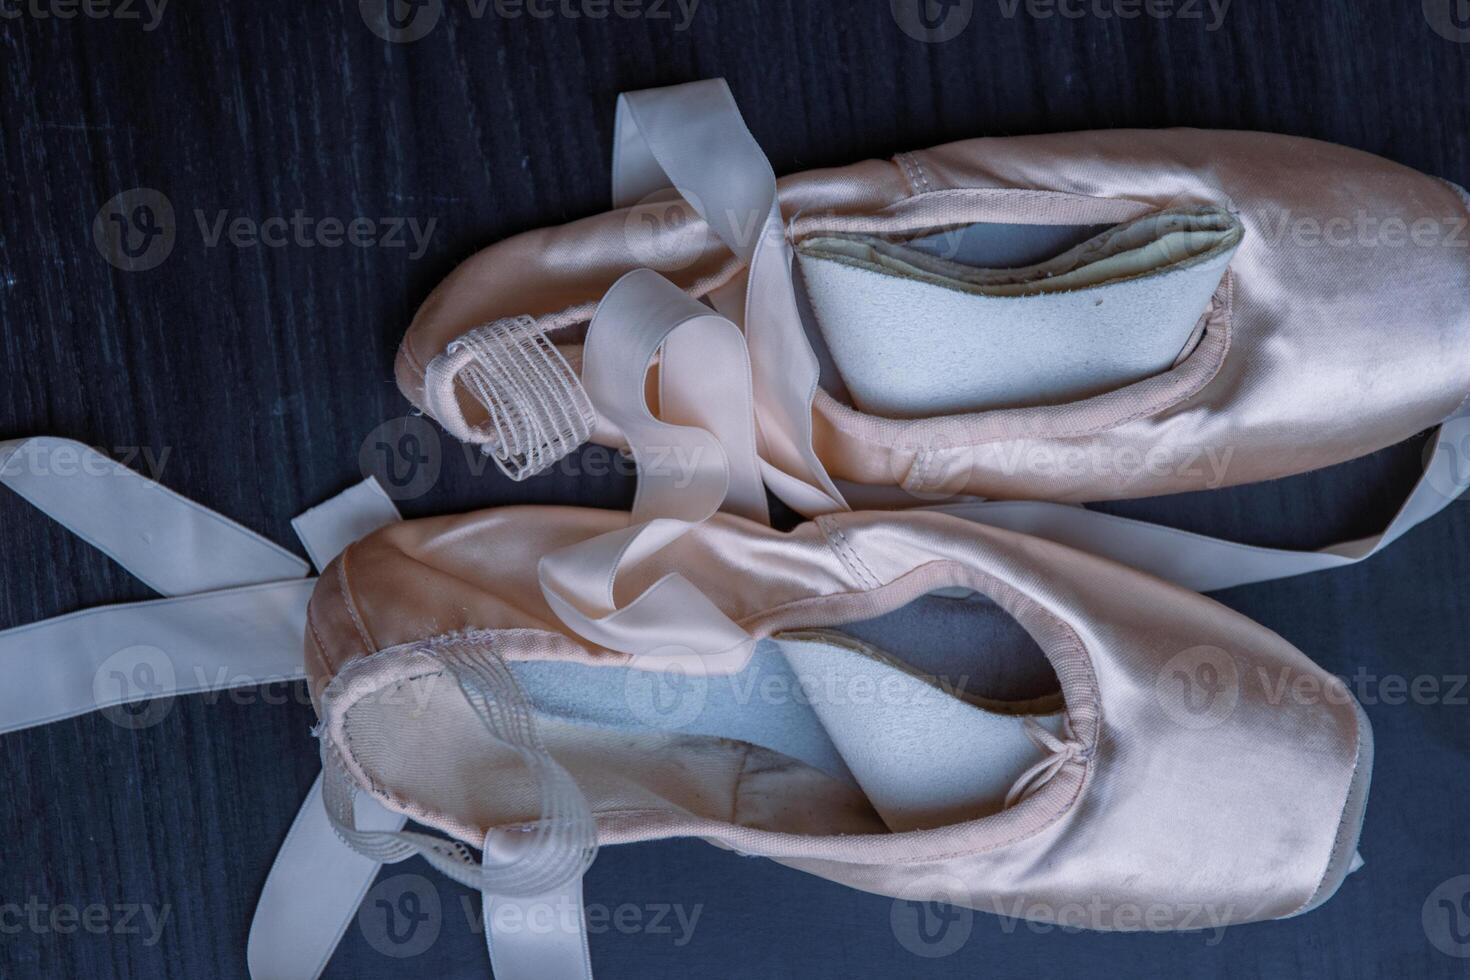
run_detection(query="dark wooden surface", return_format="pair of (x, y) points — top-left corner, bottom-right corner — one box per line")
(2, 1), (1469, 977)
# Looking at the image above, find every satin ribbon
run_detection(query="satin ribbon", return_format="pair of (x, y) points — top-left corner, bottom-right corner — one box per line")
(928, 400), (1470, 592)
(0, 436), (308, 594)
(482, 882), (593, 980)
(0, 437), (315, 734)
(535, 79), (862, 672)
(248, 481), (405, 980)
(247, 775), (409, 980)
(481, 831), (595, 980)
(0, 435), (411, 980)
(537, 269), (765, 672)
(614, 79), (846, 514)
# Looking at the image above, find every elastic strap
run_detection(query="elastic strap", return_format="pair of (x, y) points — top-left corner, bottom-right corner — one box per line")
(422, 316), (596, 481)
(314, 634), (598, 980)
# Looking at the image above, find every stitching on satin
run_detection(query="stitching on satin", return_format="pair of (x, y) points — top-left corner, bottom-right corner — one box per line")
(304, 609), (334, 695)
(730, 744), (752, 827)
(1289, 703), (1368, 917)
(399, 335), (425, 383)
(909, 152), (935, 193)
(907, 447), (935, 495)
(814, 515), (856, 585)
(894, 153), (924, 195)
(834, 525), (883, 590)
(816, 516), (882, 591)
(335, 546), (378, 658)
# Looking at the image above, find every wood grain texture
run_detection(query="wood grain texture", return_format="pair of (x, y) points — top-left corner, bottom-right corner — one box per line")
(1, 1), (1468, 977)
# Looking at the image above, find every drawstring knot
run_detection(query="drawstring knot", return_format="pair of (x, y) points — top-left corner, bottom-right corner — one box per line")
(1004, 716), (1091, 809)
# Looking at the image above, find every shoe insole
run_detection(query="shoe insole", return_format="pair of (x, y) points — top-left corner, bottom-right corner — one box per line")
(509, 631), (1061, 832)
(795, 206), (1242, 417)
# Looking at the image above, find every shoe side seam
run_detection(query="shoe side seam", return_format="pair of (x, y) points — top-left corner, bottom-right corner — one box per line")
(335, 545), (378, 658)
(815, 515), (883, 591)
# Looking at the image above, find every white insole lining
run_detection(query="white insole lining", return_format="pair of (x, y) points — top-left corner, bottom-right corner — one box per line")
(795, 206), (1243, 417)
(510, 631), (1063, 833)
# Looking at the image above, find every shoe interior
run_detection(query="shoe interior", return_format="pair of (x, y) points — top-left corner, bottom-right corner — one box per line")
(794, 206), (1243, 417)
(336, 590), (1067, 842)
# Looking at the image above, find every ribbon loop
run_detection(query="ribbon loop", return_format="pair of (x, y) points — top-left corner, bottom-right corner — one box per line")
(538, 269), (762, 671)
(614, 78), (847, 515)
